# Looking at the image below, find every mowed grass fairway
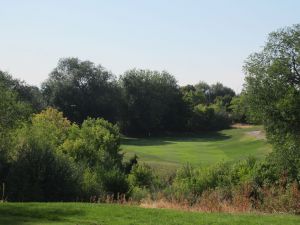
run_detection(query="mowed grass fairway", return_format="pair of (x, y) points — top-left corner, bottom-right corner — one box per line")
(0, 203), (299, 225)
(122, 126), (271, 172)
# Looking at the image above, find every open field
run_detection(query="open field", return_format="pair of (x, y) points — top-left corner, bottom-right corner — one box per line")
(0, 203), (299, 225)
(122, 126), (271, 173)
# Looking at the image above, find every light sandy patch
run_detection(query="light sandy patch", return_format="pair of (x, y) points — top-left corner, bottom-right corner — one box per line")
(246, 130), (266, 140)
(231, 123), (253, 129)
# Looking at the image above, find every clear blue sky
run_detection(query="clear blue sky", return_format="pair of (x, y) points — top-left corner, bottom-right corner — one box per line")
(1, 0), (300, 92)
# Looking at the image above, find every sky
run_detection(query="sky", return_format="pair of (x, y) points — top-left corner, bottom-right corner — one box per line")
(1, 0), (300, 92)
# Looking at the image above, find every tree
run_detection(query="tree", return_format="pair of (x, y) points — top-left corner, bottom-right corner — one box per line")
(0, 82), (32, 186)
(0, 71), (45, 111)
(120, 69), (187, 135)
(7, 108), (80, 201)
(7, 108), (129, 200)
(244, 24), (300, 180)
(194, 81), (210, 95)
(187, 104), (230, 131)
(207, 82), (235, 105)
(42, 58), (121, 123)
(194, 81), (235, 105)
(59, 117), (128, 196)
(229, 95), (248, 123)
(229, 93), (259, 124)
(7, 146), (80, 201)
(181, 85), (206, 107)
(60, 117), (122, 169)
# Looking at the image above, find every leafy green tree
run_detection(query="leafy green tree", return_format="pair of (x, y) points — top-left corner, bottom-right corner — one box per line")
(229, 93), (259, 123)
(9, 108), (72, 165)
(244, 24), (300, 181)
(0, 71), (45, 111)
(42, 58), (121, 123)
(208, 82), (235, 104)
(187, 104), (230, 131)
(194, 81), (210, 95)
(181, 85), (206, 107)
(229, 94), (249, 123)
(120, 69), (187, 135)
(0, 82), (32, 133)
(7, 108), (129, 200)
(194, 81), (235, 105)
(60, 117), (122, 169)
(60, 117), (128, 196)
(7, 108), (80, 201)
(0, 82), (32, 186)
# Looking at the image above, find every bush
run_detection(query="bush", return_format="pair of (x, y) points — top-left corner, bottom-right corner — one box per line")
(130, 186), (150, 202)
(59, 117), (122, 169)
(170, 159), (257, 203)
(187, 104), (230, 131)
(7, 146), (80, 201)
(257, 182), (300, 214)
(80, 168), (101, 199)
(100, 168), (129, 196)
(128, 164), (154, 189)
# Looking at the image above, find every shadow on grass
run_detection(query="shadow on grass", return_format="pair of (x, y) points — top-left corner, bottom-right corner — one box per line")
(0, 203), (85, 225)
(122, 131), (231, 146)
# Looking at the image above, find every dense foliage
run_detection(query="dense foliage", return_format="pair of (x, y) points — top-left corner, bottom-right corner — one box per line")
(163, 158), (300, 213)
(119, 69), (188, 135)
(156, 24), (300, 213)
(1, 108), (131, 201)
(42, 58), (121, 123)
(37, 58), (237, 135)
(244, 24), (300, 182)
(0, 71), (45, 112)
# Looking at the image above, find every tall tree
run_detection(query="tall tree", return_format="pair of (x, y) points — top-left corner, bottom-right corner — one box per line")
(42, 58), (121, 123)
(120, 69), (187, 135)
(0, 71), (44, 111)
(244, 24), (300, 180)
(0, 81), (32, 186)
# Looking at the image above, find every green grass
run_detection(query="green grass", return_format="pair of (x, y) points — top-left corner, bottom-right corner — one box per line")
(122, 126), (271, 173)
(0, 203), (299, 225)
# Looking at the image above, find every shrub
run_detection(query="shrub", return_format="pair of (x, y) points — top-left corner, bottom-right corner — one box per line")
(7, 146), (80, 201)
(170, 159), (258, 203)
(130, 186), (150, 202)
(59, 117), (122, 169)
(187, 104), (230, 131)
(80, 168), (101, 199)
(128, 164), (154, 189)
(100, 168), (129, 196)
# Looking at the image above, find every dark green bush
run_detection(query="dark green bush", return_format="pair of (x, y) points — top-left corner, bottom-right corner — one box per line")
(187, 104), (230, 131)
(100, 168), (129, 196)
(128, 164), (154, 189)
(7, 146), (80, 201)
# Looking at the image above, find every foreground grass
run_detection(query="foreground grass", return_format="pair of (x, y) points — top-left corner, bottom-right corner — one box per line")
(0, 203), (299, 225)
(122, 126), (271, 173)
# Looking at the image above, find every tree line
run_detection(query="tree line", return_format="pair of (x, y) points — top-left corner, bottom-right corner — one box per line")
(1, 60), (248, 137)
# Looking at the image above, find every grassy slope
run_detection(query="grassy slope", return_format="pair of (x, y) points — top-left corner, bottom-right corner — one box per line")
(0, 203), (299, 225)
(122, 126), (271, 173)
